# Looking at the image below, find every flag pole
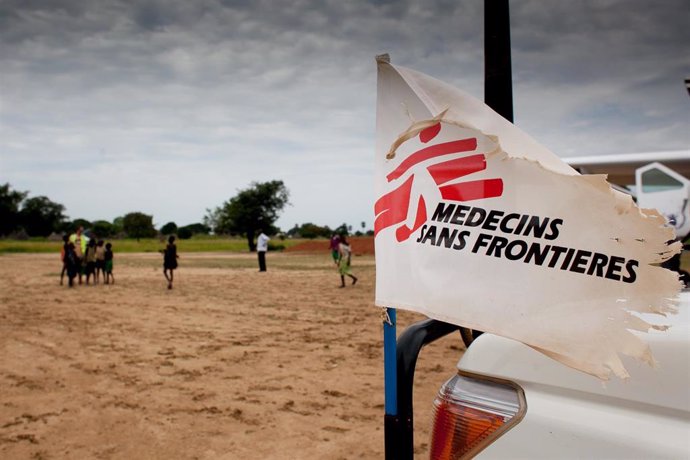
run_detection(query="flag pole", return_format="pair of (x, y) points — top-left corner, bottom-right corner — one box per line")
(485, 0), (514, 122)
(377, 51), (400, 457)
(383, 307), (398, 458)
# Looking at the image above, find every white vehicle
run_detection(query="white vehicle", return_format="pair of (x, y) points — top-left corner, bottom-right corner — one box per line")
(428, 290), (690, 459)
(566, 151), (690, 285)
(564, 150), (690, 241)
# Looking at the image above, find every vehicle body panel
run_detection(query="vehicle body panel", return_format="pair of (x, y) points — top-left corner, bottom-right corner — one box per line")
(456, 292), (690, 458)
(635, 162), (690, 239)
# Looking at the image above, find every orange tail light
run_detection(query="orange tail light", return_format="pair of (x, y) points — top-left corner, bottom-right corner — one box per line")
(430, 372), (526, 459)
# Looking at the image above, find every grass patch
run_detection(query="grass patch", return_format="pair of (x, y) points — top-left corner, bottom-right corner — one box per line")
(0, 237), (305, 255)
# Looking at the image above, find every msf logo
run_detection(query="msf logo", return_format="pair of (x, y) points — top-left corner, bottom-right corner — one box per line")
(374, 122), (504, 242)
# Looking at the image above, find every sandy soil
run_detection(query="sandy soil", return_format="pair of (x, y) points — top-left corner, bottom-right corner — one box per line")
(0, 251), (464, 459)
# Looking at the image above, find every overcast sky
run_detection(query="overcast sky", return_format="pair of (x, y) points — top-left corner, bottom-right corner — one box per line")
(1, 0), (688, 231)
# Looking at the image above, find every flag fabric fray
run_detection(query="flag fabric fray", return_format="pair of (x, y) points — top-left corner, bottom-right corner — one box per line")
(374, 59), (682, 380)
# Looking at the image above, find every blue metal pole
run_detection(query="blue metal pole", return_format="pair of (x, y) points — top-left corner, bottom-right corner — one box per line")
(383, 307), (397, 415)
(383, 307), (399, 459)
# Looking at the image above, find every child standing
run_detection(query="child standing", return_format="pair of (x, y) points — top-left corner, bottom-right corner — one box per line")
(103, 242), (114, 285)
(84, 238), (97, 284)
(60, 234), (69, 285)
(163, 235), (179, 289)
(64, 242), (79, 287)
(95, 240), (105, 284)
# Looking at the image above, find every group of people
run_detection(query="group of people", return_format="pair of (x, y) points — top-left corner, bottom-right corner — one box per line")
(60, 226), (114, 287)
(59, 227), (180, 290)
(60, 227), (359, 289)
(257, 230), (359, 288)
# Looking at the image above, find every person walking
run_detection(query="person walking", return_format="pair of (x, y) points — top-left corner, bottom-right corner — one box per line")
(329, 234), (341, 266)
(337, 234), (358, 288)
(256, 229), (269, 272)
(163, 235), (179, 289)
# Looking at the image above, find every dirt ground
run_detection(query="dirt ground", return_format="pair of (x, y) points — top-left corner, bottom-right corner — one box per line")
(0, 250), (464, 459)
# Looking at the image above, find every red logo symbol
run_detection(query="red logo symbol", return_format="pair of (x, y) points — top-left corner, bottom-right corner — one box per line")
(374, 122), (504, 241)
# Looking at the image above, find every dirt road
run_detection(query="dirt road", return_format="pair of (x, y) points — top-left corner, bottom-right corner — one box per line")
(1, 252), (464, 459)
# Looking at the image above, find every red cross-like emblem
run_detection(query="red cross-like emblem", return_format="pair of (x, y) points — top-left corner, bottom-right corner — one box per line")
(374, 122), (504, 242)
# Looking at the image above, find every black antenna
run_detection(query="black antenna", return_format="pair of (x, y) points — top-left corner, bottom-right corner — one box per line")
(485, 0), (514, 122)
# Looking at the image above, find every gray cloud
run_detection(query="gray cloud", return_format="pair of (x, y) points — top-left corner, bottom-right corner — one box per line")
(1, 0), (688, 229)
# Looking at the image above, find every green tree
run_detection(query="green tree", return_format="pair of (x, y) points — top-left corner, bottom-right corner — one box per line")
(0, 183), (27, 236)
(334, 223), (349, 236)
(112, 216), (124, 234)
(289, 222), (331, 239)
(92, 220), (115, 239)
(202, 208), (220, 234)
(286, 224), (299, 238)
(160, 221), (178, 235)
(206, 180), (290, 251)
(182, 222), (210, 235)
(123, 212), (156, 240)
(62, 219), (93, 236)
(299, 223), (326, 239)
(176, 222), (211, 240)
(19, 196), (66, 237)
(177, 226), (193, 240)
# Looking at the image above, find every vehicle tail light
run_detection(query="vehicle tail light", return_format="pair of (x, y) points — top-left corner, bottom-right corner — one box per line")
(430, 372), (526, 459)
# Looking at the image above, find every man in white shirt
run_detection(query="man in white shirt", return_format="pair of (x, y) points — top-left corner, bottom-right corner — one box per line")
(256, 229), (270, 272)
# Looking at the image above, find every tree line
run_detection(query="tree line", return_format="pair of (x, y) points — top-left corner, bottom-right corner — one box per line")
(284, 222), (372, 239)
(2, 180), (369, 247)
(0, 183), (209, 240)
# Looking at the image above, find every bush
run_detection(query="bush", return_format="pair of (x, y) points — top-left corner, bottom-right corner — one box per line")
(183, 223), (210, 235)
(8, 228), (29, 240)
(177, 227), (193, 239)
(123, 212), (157, 239)
(92, 220), (115, 239)
(267, 242), (285, 252)
(160, 222), (178, 235)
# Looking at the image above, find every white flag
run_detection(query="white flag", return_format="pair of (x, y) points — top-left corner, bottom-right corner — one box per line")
(374, 56), (682, 379)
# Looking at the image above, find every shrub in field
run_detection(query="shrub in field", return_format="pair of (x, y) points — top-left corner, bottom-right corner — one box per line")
(288, 223), (330, 239)
(7, 229), (30, 240)
(178, 226), (193, 239)
(160, 222), (178, 235)
(92, 220), (116, 238)
(267, 242), (285, 251)
(183, 223), (210, 235)
(112, 216), (124, 234)
(123, 212), (157, 240)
